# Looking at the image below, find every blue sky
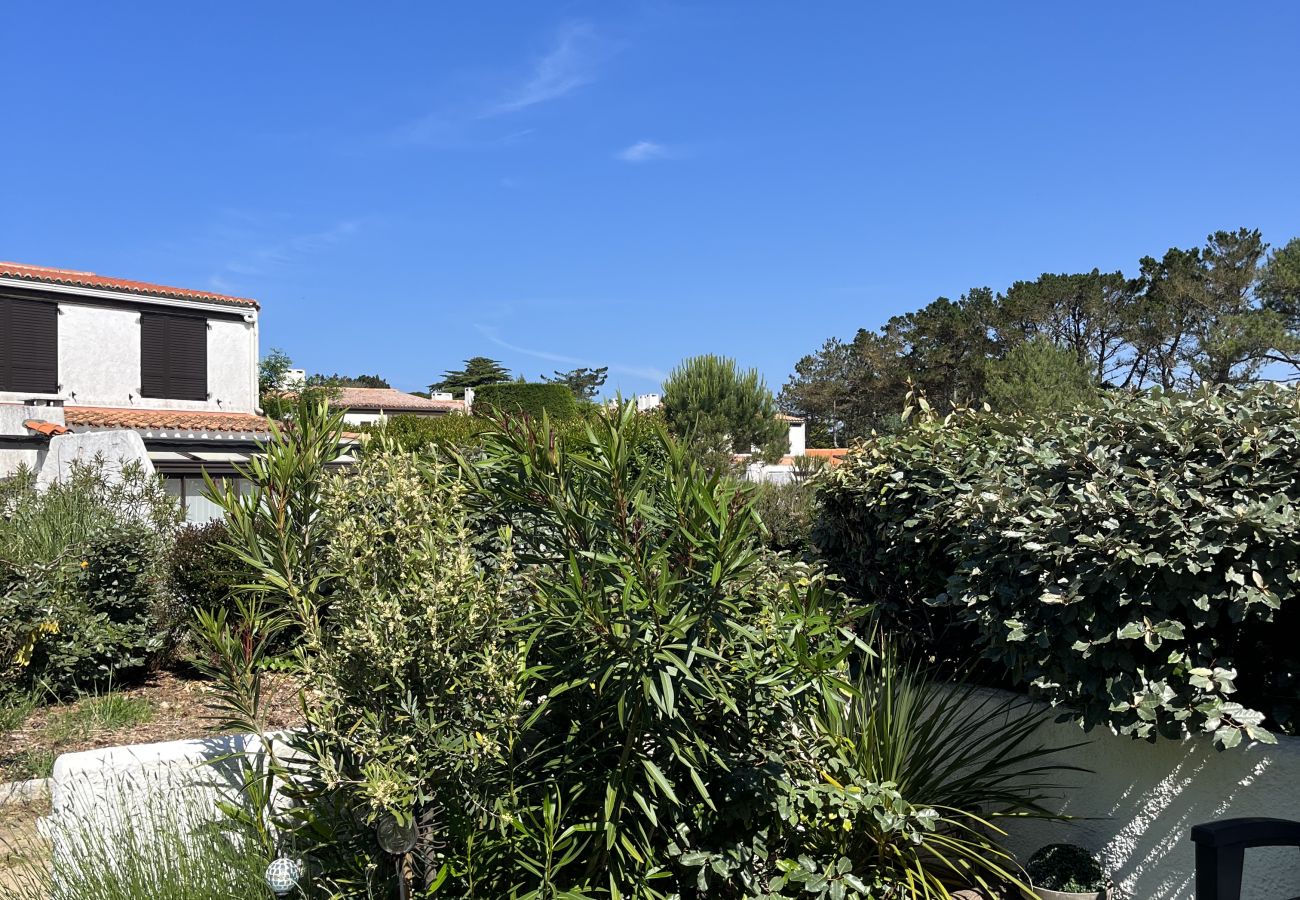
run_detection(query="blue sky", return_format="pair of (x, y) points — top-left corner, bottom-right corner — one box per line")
(3, 3), (1298, 396)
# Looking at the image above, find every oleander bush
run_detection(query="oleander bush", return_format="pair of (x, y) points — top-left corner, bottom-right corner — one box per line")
(197, 401), (1070, 899)
(816, 386), (1300, 745)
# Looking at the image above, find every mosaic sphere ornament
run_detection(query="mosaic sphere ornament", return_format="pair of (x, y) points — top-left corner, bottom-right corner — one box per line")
(264, 856), (303, 896)
(376, 812), (418, 854)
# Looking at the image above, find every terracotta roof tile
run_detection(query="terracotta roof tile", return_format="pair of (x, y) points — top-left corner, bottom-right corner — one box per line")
(330, 387), (465, 412)
(24, 419), (70, 436)
(0, 262), (259, 309)
(64, 406), (273, 434)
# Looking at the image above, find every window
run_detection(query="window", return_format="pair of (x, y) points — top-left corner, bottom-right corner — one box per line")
(0, 297), (58, 394)
(165, 475), (251, 523)
(141, 312), (208, 400)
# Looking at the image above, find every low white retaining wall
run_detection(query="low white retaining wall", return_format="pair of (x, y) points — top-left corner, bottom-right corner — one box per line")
(997, 705), (1300, 900)
(45, 711), (1300, 899)
(47, 733), (263, 873)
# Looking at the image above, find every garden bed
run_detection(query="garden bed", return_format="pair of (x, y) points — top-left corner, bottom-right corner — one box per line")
(0, 670), (302, 782)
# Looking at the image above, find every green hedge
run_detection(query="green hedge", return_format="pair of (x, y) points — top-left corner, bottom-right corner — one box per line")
(474, 383), (579, 420)
(359, 405), (664, 456)
(815, 387), (1300, 747)
(354, 413), (490, 452)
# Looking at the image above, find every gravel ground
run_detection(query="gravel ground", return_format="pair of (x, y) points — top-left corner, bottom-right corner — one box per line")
(0, 798), (49, 893)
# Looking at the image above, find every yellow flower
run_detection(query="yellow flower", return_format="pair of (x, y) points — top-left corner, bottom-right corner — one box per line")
(80, 560), (89, 569)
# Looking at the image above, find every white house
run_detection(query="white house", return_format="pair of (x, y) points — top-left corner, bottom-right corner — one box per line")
(0, 261), (273, 521)
(329, 386), (464, 425)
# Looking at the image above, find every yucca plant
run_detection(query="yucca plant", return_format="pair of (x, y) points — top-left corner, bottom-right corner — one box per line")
(795, 639), (1085, 899)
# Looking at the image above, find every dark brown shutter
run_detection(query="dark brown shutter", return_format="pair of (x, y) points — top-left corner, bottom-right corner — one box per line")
(0, 298), (59, 393)
(140, 312), (208, 400)
(168, 316), (208, 401)
(140, 313), (169, 397)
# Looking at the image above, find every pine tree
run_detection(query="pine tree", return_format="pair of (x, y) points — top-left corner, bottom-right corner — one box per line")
(662, 355), (788, 465)
(431, 357), (511, 397)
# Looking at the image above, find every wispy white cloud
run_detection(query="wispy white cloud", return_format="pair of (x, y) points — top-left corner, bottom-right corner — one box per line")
(616, 140), (674, 163)
(205, 217), (364, 291)
(393, 22), (612, 147)
(477, 324), (666, 383)
(485, 22), (606, 117)
(221, 220), (361, 277)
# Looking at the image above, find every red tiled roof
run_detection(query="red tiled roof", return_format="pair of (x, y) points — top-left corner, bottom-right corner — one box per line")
(64, 406), (273, 434)
(0, 262), (259, 309)
(330, 387), (464, 412)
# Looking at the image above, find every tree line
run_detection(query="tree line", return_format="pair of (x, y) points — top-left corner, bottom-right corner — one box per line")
(780, 229), (1300, 446)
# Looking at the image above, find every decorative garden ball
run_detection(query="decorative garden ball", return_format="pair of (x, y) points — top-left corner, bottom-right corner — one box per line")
(264, 856), (303, 896)
(376, 813), (419, 854)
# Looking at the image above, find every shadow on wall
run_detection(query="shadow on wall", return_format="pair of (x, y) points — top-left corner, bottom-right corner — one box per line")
(998, 705), (1298, 900)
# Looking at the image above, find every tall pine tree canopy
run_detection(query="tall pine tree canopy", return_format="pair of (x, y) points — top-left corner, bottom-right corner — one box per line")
(781, 226), (1300, 444)
(541, 366), (609, 401)
(431, 357), (512, 397)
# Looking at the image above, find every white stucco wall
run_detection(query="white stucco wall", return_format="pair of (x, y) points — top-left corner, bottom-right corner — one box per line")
(342, 410), (385, 425)
(208, 316), (259, 413)
(0, 444), (41, 479)
(996, 699), (1300, 900)
(51, 303), (257, 413)
(39, 711), (1300, 900)
(787, 421), (806, 457)
(0, 403), (61, 476)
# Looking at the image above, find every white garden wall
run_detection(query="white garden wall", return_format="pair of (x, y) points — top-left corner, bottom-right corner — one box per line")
(45, 714), (1300, 899)
(46, 734), (265, 874)
(995, 698), (1300, 900)
(34, 430), (153, 487)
